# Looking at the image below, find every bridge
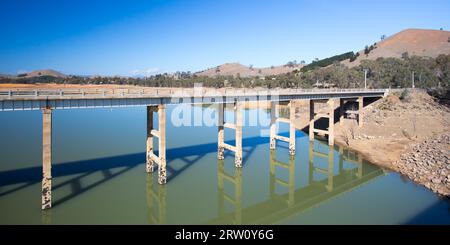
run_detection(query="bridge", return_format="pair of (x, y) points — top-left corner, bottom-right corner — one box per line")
(0, 87), (387, 209)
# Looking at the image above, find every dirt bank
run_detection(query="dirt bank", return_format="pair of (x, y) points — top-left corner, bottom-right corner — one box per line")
(332, 90), (450, 196)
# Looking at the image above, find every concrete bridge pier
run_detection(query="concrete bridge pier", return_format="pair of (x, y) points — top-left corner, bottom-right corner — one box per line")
(217, 102), (243, 168)
(42, 108), (52, 210)
(339, 96), (364, 127)
(309, 99), (335, 145)
(358, 96), (364, 127)
(269, 100), (296, 155)
(146, 105), (167, 184)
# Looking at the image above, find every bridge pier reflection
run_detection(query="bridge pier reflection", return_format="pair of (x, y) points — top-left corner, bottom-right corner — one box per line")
(309, 141), (334, 192)
(217, 159), (242, 224)
(270, 150), (296, 207)
(146, 174), (167, 224)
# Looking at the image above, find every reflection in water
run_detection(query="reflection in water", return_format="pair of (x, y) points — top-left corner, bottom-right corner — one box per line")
(217, 160), (242, 225)
(41, 209), (52, 225)
(145, 139), (384, 224)
(146, 174), (167, 224)
(309, 141), (334, 192)
(270, 150), (295, 207)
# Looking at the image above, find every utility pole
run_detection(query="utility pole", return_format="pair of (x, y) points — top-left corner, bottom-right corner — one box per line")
(412, 71), (415, 89)
(363, 69), (368, 89)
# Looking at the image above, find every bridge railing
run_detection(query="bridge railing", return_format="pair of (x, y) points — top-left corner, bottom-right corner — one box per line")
(0, 87), (388, 99)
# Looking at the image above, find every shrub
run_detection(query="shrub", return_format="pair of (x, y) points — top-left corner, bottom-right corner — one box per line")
(399, 89), (410, 101)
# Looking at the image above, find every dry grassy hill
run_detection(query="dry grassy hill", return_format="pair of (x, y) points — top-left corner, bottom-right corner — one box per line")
(21, 69), (66, 78)
(195, 62), (304, 78)
(342, 28), (450, 67)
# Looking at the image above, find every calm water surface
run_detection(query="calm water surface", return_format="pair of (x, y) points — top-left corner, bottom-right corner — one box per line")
(0, 105), (449, 224)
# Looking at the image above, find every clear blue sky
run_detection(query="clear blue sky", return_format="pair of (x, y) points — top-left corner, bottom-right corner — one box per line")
(1, 0), (449, 76)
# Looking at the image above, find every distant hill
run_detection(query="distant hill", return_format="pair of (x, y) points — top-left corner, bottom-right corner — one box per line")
(342, 28), (450, 67)
(195, 62), (304, 78)
(18, 69), (66, 78)
(0, 74), (12, 78)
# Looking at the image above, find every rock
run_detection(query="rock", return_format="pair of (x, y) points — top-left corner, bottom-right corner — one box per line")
(432, 178), (441, 184)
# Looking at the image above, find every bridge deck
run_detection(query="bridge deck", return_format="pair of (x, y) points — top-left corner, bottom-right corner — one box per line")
(0, 88), (386, 111)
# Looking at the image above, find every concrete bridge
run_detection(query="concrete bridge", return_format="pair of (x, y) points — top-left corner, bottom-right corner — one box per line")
(0, 87), (387, 209)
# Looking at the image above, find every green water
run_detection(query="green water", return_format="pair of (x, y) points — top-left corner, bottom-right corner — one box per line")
(0, 105), (449, 224)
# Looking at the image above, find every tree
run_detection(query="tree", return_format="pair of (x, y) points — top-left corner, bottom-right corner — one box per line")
(364, 45), (369, 55)
(401, 52), (409, 60)
(381, 34), (386, 40)
(249, 64), (254, 70)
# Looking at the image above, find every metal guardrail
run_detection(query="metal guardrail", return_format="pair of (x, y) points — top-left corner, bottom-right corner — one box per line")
(0, 88), (388, 100)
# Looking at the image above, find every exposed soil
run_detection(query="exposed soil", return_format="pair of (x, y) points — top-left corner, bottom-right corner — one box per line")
(332, 90), (450, 196)
(342, 28), (450, 67)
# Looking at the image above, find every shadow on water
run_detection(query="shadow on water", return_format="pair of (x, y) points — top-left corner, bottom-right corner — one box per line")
(403, 197), (450, 225)
(0, 135), (274, 207)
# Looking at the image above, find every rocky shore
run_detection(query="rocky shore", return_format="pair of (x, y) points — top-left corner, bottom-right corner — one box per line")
(395, 133), (450, 196)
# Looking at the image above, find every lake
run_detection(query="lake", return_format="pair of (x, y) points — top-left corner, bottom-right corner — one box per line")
(0, 105), (449, 224)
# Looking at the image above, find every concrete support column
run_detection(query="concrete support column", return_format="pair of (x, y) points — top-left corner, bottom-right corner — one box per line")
(235, 102), (243, 168)
(269, 102), (276, 150)
(158, 105), (167, 184)
(289, 101), (296, 156)
(339, 98), (344, 125)
(328, 99), (334, 146)
(42, 108), (52, 210)
(217, 103), (225, 160)
(358, 96), (363, 127)
(309, 100), (315, 141)
(146, 106), (155, 173)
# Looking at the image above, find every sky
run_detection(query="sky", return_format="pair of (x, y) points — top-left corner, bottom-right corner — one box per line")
(0, 0), (449, 76)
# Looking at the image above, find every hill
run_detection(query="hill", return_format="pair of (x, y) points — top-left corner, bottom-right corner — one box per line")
(342, 28), (450, 67)
(195, 62), (304, 78)
(18, 69), (66, 78)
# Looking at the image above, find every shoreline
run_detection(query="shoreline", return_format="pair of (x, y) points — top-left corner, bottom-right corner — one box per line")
(331, 90), (450, 196)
